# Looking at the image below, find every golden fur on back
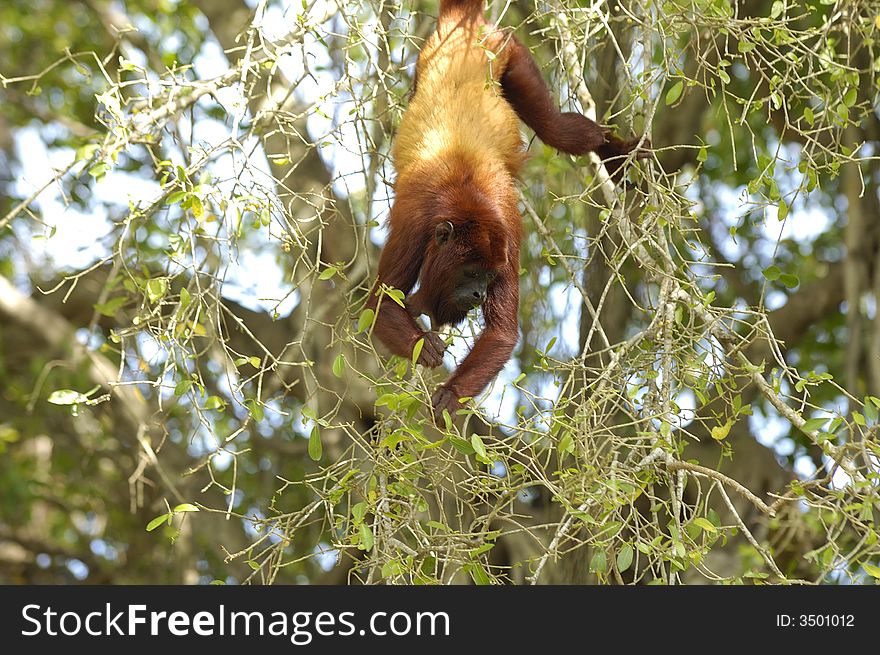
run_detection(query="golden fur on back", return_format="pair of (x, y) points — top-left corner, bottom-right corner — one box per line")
(392, 11), (525, 181)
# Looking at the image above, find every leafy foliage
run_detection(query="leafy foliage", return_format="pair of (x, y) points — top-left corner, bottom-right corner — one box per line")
(0, 0), (878, 585)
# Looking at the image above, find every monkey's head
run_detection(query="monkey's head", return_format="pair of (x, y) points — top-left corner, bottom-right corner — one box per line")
(413, 210), (507, 327)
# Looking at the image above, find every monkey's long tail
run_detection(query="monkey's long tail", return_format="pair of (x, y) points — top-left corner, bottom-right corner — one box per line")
(439, 0), (485, 19)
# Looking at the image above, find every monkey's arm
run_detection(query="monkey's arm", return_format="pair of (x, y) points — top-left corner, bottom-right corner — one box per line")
(370, 228), (446, 368)
(499, 37), (649, 180)
(432, 265), (519, 421)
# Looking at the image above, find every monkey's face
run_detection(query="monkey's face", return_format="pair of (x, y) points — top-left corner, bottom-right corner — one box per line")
(450, 263), (496, 312)
(417, 220), (500, 326)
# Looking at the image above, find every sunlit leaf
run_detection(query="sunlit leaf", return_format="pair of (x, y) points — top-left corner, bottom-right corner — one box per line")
(48, 390), (88, 406)
(693, 518), (717, 533)
(711, 420), (732, 441)
(146, 514), (170, 532)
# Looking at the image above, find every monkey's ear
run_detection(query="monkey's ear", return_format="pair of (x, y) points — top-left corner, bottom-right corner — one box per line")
(435, 221), (454, 246)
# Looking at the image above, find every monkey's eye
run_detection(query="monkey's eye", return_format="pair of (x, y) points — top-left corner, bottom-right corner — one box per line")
(487, 271), (497, 281)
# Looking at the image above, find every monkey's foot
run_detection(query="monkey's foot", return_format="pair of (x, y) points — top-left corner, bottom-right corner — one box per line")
(599, 132), (652, 182)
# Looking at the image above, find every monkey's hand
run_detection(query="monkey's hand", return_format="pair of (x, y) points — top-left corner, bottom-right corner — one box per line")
(431, 384), (463, 424)
(598, 131), (652, 183)
(415, 331), (446, 368)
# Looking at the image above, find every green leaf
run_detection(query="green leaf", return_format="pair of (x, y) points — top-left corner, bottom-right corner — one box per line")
(469, 543), (494, 558)
(801, 417), (828, 433)
(449, 437), (476, 456)
(386, 288), (406, 307)
(375, 393), (398, 409)
(75, 143), (100, 162)
(590, 550), (607, 574)
(146, 277), (168, 303)
(191, 196), (204, 220)
(778, 273), (799, 289)
(737, 39), (755, 54)
(318, 266), (337, 280)
(762, 265), (781, 281)
(558, 433), (574, 455)
(308, 425), (323, 461)
(777, 200), (788, 221)
(708, 509), (721, 527)
(665, 80), (683, 105)
(173, 503), (199, 513)
(174, 379), (193, 396)
(770, 1), (784, 19)
(48, 389), (88, 406)
(711, 420), (732, 441)
(394, 359), (409, 379)
(359, 523), (374, 551)
(468, 562), (491, 585)
(693, 518), (718, 533)
(167, 190), (187, 205)
(203, 396), (225, 411)
(88, 162), (109, 179)
(94, 296), (127, 317)
(179, 287), (191, 309)
(673, 540), (686, 559)
(351, 502), (366, 523)
(357, 308), (375, 333)
(332, 354), (345, 378)
(146, 513), (170, 532)
(412, 338), (424, 367)
(442, 409), (453, 431)
(245, 398), (264, 422)
(803, 106), (815, 126)
(863, 563), (880, 579)
(471, 434), (488, 461)
(0, 427), (20, 444)
(616, 544), (634, 573)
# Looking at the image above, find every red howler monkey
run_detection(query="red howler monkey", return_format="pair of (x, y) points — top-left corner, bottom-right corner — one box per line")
(369, 0), (648, 421)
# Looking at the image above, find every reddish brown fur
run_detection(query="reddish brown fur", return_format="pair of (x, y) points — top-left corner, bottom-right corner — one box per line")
(369, 0), (648, 420)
